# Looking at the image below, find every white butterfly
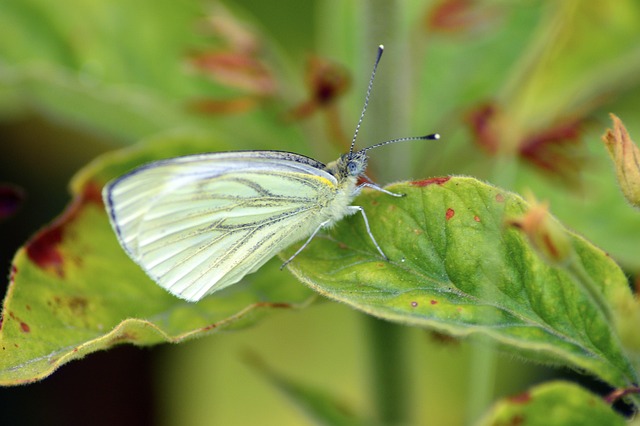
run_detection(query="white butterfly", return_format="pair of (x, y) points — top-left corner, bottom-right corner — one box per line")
(103, 45), (439, 301)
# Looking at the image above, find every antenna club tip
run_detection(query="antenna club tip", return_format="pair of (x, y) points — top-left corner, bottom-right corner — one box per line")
(378, 44), (384, 50)
(421, 133), (440, 140)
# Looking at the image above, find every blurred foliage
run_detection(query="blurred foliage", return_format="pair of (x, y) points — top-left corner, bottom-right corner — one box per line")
(1, 0), (640, 424)
(477, 381), (627, 426)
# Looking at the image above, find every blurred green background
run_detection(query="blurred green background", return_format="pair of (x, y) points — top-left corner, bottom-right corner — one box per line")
(1, 0), (639, 424)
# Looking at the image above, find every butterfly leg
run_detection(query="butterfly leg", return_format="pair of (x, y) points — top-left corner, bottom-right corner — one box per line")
(358, 182), (404, 198)
(280, 220), (331, 270)
(349, 206), (388, 260)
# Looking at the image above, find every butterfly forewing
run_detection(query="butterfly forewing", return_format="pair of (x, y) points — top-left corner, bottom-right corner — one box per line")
(104, 152), (339, 301)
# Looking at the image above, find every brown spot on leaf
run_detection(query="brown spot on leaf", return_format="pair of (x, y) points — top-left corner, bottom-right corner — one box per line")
(110, 332), (137, 344)
(445, 208), (455, 220)
(411, 176), (450, 187)
(430, 300), (438, 305)
(68, 297), (89, 316)
(20, 322), (30, 333)
(411, 301), (418, 308)
(81, 182), (105, 206)
(25, 181), (103, 276)
(26, 226), (64, 276)
(495, 193), (505, 203)
(201, 323), (218, 332)
(474, 215), (480, 222)
(413, 229), (423, 235)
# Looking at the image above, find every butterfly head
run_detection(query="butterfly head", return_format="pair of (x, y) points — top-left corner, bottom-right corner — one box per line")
(328, 151), (368, 179)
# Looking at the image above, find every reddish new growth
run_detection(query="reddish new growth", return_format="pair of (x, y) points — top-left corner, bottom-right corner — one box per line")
(424, 0), (499, 34)
(519, 121), (583, 182)
(508, 392), (532, 404)
(410, 176), (450, 187)
(467, 103), (499, 153)
(288, 56), (351, 120)
(287, 55), (352, 147)
(189, 51), (276, 95)
(467, 102), (585, 184)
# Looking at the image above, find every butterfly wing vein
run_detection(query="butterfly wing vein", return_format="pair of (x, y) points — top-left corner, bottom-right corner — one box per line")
(104, 153), (341, 301)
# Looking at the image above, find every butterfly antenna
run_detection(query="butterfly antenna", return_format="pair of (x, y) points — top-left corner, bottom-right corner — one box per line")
(362, 133), (440, 152)
(349, 45), (385, 155)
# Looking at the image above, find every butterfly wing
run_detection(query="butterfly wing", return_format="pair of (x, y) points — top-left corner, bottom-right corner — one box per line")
(103, 152), (338, 301)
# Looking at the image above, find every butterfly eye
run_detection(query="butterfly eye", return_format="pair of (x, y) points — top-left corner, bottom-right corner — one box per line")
(347, 160), (359, 175)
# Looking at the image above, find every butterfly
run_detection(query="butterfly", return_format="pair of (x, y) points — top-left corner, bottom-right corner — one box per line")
(103, 45), (439, 301)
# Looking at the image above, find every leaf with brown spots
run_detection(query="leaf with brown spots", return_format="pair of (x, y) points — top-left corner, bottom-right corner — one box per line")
(0, 136), (313, 386)
(477, 381), (625, 426)
(283, 177), (640, 389)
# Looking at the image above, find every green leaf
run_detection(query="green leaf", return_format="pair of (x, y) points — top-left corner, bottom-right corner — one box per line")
(285, 177), (638, 388)
(497, 0), (640, 135)
(0, 0), (306, 149)
(477, 381), (626, 426)
(0, 134), (314, 386)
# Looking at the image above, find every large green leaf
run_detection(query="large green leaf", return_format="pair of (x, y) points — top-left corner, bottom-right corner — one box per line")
(477, 381), (626, 426)
(285, 177), (639, 388)
(0, 135), (314, 385)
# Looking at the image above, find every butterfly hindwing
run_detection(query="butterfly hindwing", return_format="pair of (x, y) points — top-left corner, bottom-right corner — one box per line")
(104, 152), (339, 301)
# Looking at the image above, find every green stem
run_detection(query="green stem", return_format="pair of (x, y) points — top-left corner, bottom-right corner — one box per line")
(463, 155), (519, 423)
(465, 342), (498, 425)
(364, 315), (409, 424)
(360, 0), (413, 181)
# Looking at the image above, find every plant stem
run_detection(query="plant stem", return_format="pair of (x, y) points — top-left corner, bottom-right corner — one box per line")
(465, 341), (497, 425)
(364, 315), (409, 424)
